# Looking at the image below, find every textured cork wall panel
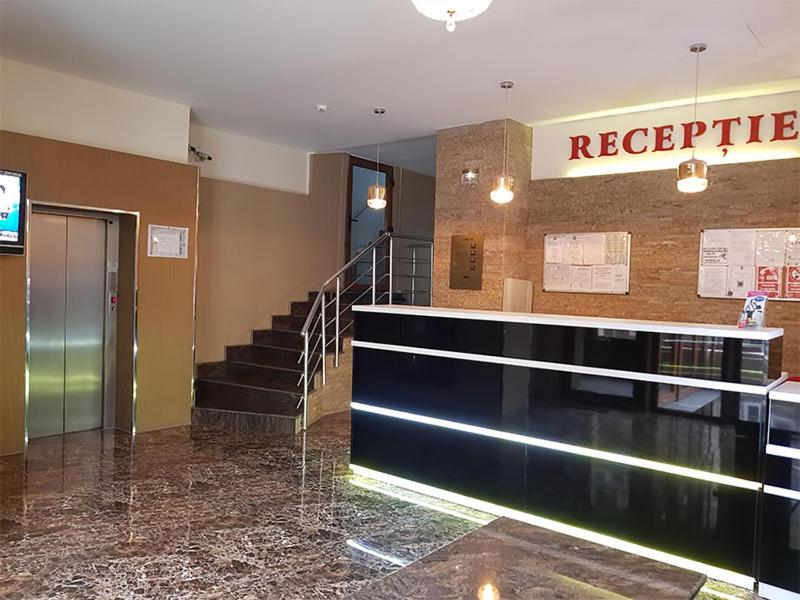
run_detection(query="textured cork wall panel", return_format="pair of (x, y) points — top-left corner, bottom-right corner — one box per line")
(528, 158), (800, 374)
(433, 119), (533, 310)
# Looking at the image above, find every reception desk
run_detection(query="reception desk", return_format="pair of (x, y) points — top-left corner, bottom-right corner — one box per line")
(349, 306), (787, 589)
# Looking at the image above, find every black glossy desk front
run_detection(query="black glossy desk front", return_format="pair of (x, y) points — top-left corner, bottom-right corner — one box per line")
(349, 306), (785, 583)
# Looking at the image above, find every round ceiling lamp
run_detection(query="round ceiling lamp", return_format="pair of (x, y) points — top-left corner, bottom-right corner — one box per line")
(367, 107), (388, 210)
(490, 80), (514, 205)
(410, 0), (494, 32)
(677, 42), (709, 193)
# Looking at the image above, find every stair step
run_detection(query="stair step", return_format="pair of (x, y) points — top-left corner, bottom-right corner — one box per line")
(272, 314), (354, 333)
(227, 344), (305, 369)
(290, 300), (354, 318)
(252, 328), (344, 351)
(197, 361), (310, 389)
(194, 377), (301, 416)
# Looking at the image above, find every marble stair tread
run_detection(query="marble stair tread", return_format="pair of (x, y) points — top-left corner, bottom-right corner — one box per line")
(197, 361), (309, 388)
(345, 517), (706, 600)
(194, 378), (301, 416)
(252, 328), (345, 351)
(225, 343), (311, 370)
(272, 313), (355, 333)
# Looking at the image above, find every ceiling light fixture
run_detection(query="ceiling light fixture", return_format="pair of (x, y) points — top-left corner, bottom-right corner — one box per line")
(490, 81), (514, 204)
(410, 0), (493, 32)
(367, 107), (388, 210)
(677, 43), (709, 193)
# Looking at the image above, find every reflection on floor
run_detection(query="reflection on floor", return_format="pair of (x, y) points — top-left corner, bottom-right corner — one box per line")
(0, 412), (761, 599)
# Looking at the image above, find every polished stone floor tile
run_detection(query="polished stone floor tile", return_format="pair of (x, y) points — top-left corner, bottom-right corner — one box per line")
(346, 516), (706, 599)
(0, 413), (480, 599)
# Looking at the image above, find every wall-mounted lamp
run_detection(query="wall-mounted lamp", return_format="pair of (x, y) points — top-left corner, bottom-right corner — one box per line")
(461, 168), (480, 184)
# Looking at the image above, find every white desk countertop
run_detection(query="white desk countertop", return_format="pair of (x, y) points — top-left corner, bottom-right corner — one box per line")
(771, 381), (800, 403)
(353, 305), (784, 341)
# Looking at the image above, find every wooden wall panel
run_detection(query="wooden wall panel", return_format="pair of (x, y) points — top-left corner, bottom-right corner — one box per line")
(0, 131), (198, 454)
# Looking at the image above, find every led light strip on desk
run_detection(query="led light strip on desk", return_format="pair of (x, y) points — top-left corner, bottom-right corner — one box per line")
(351, 341), (787, 396)
(352, 402), (761, 491)
(348, 463), (754, 589)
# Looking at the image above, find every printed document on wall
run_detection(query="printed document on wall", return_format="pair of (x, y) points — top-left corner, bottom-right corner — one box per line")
(544, 231), (630, 294)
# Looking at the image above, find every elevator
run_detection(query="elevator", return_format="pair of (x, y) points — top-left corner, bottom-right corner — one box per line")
(28, 207), (119, 439)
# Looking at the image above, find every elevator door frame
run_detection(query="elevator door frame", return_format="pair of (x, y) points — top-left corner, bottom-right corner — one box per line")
(26, 202), (139, 444)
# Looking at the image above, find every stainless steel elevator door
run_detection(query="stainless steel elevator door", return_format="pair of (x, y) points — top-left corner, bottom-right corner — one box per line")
(64, 216), (106, 433)
(28, 213), (68, 438)
(28, 213), (107, 438)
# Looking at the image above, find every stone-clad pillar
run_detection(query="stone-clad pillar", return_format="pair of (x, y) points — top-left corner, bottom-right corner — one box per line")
(433, 119), (533, 309)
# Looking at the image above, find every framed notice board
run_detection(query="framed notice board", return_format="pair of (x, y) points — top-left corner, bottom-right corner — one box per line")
(543, 232), (631, 294)
(697, 228), (800, 301)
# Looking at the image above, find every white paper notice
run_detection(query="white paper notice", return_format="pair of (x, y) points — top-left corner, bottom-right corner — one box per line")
(698, 265), (728, 297)
(727, 230), (757, 266)
(570, 266), (592, 292)
(611, 264), (628, 293)
(544, 263), (571, 291)
(591, 265), (614, 292)
(727, 265), (755, 298)
(756, 230), (787, 267)
(701, 229), (730, 265)
(605, 234), (628, 265)
(544, 236), (564, 264)
(785, 232), (800, 266)
(564, 236), (583, 265)
(583, 234), (605, 265)
(148, 224), (189, 259)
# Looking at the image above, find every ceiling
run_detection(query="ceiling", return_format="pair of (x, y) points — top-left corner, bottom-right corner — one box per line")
(1, 0), (798, 155)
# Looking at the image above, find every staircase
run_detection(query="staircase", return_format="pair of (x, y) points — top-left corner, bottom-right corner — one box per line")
(193, 233), (433, 434)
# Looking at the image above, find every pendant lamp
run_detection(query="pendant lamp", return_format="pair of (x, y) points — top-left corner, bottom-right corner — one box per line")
(490, 81), (514, 204)
(410, 0), (493, 32)
(367, 107), (388, 210)
(677, 43), (709, 193)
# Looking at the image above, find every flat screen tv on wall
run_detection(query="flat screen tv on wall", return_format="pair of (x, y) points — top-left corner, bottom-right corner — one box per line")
(0, 169), (27, 255)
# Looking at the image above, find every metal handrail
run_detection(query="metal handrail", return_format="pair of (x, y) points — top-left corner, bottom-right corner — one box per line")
(298, 231), (434, 430)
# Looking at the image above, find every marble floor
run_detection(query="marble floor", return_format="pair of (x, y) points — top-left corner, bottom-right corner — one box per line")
(0, 413), (761, 599)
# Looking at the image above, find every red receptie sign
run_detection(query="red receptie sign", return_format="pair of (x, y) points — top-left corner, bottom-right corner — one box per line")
(785, 266), (800, 299)
(757, 266), (783, 298)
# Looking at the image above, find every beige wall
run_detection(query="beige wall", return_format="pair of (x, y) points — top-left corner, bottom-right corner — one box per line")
(0, 131), (198, 455)
(195, 153), (348, 363)
(394, 167), (436, 238)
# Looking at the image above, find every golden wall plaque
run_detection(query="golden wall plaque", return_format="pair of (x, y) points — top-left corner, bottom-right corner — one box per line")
(449, 234), (484, 290)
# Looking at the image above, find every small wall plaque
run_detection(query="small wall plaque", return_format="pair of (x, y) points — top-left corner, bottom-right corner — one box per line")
(449, 234), (484, 290)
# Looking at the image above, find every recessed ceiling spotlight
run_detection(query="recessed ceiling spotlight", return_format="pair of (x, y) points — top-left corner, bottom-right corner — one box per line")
(316, 104), (328, 112)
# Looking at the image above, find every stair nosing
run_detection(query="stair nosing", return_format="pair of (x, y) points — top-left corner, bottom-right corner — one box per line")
(223, 359), (303, 374)
(193, 406), (301, 420)
(195, 376), (302, 396)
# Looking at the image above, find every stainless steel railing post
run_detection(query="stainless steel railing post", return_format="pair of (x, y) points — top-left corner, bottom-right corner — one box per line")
(388, 236), (394, 305)
(429, 241), (434, 306)
(410, 245), (417, 305)
(334, 276), (340, 368)
(371, 247), (377, 305)
(302, 332), (309, 431)
(321, 286), (327, 385)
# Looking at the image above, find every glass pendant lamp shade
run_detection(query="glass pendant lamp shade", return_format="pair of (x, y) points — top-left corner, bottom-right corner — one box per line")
(367, 184), (388, 209)
(677, 42), (709, 193)
(410, 0), (493, 32)
(490, 175), (514, 204)
(676, 158), (708, 193)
